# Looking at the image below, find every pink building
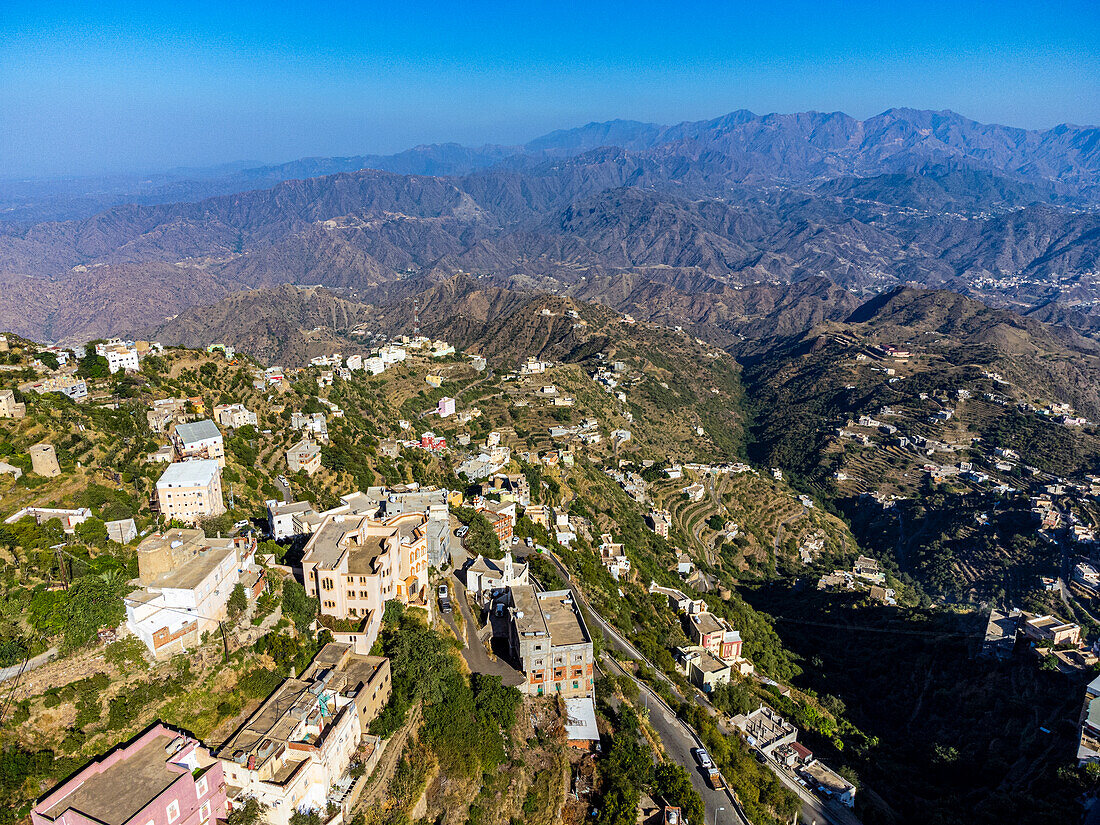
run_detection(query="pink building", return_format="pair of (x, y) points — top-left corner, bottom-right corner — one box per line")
(437, 396), (456, 418)
(33, 724), (227, 825)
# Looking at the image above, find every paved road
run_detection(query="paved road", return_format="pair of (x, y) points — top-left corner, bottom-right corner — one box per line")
(601, 653), (748, 825)
(443, 573), (524, 687)
(533, 547), (859, 825)
(0, 647), (58, 684)
(273, 475), (292, 503)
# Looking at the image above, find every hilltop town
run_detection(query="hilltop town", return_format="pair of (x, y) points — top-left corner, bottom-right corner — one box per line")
(0, 302), (1094, 825)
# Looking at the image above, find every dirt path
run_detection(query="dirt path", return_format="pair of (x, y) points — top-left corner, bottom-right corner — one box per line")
(355, 702), (424, 812)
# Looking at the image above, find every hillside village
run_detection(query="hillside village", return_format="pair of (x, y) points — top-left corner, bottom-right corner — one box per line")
(0, 309), (1095, 825)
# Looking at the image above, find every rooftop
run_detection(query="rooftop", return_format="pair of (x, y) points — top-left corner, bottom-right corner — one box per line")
(173, 419), (221, 444)
(269, 501), (315, 517)
(801, 760), (855, 795)
(157, 459), (220, 487)
(693, 649), (730, 674)
(689, 611), (724, 636)
(38, 727), (199, 825)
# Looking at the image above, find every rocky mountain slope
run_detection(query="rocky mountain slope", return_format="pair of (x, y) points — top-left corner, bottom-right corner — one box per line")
(1, 107), (1098, 344)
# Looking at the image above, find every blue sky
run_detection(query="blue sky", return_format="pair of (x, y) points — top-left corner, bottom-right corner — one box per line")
(2, 0), (1098, 177)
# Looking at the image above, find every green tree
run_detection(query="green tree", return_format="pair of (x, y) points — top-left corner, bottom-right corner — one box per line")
(76, 350), (110, 379)
(227, 583), (247, 620)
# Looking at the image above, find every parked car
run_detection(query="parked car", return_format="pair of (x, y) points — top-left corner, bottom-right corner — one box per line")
(437, 584), (452, 613)
(456, 525), (469, 538)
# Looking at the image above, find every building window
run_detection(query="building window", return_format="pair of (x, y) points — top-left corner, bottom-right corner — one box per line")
(166, 800), (181, 823)
(322, 578), (334, 591)
(196, 775), (208, 797)
(200, 801), (211, 823)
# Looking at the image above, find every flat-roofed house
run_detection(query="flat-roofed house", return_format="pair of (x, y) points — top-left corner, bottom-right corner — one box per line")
(1022, 613), (1082, 647)
(685, 611), (743, 661)
(217, 643), (390, 825)
(171, 419), (225, 466)
(301, 512), (430, 652)
(125, 529), (257, 658)
(213, 403), (257, 430)
(508, 585), (594, 699)
(287, 438), (322, 475)
(31, 723), (226, 825)
(156, 459), (224, 522)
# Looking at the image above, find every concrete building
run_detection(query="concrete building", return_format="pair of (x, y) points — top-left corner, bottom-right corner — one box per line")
(685, 611), (743, 661)
(268, 500), (319, 540)
(0, 389), (26, 419)
(147, 397), (202, 434)
(681, 647), (732, 693)
(1022, 613), (1082, 647)
(156, 459), (225, 523)
(96, 340), (140, 374)
(171, 419), (225, 466)
(377, 487), (451, 567)
(287, 438), (323, 475)
(3, 506), (91, 533)
(0, 461), (23, 480)
(29, 443), (61, 477)
(731, 705), (798, 755)
(980, 608), (1020, 661)
(800, 759), (856, 807)
(301, 512), (430, 652)
(105, 518), (138, 544)
(508, 585), (594, 698)
(31, 724), (227, 825)
(22, 376), (88, 402)
(437, 396), (456, 418)
(218, 643), (390, 825)
(463, 552), (529, 603)
(213, 403), (257, 430)
(125, 529), (257, 658)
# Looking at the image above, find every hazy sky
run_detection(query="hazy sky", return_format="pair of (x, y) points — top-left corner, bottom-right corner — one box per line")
(2, 0), (1098, 177)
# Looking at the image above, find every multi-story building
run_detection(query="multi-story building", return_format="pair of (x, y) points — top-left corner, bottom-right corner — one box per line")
(147, 397), (202, 433)
(31, 723), (227, 825)
(125, 529), (258, 658)
(212, 403), (257, 429)
(685, 611), (743, 661)
(29, 443), (61, 477)
(648, 509), (672, 539)
(508, 585), (594, 698)
(377, 487), (450, 567)
(682, 647), (732, 693)
(22, 376), (88, 402)
(301, 512), (430, 651)
(286, 438), (323, 475)
(268, 500), (319, 540)
(218, 643), (390, 825)
(96, 340), (140, 374)
(464, 552), (529, 603)
(1022, 613), (1082, 647)
(0, 389), (25, 419)
(291, 411), (329, 443)
(478, 499), (516, 546)
(156, 459), (224, 523)
(171, 420), (225, 466)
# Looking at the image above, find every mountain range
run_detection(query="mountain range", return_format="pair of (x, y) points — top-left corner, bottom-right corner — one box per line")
(1, 107), (1098, 345)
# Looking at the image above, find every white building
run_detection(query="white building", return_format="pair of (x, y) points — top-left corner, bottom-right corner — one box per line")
(156, 459), (225, 523)
(213, 403), (257, 430)
(95, 340), (140, 374)
(171, 419), (225, 466)
(125, 530), (256, 658)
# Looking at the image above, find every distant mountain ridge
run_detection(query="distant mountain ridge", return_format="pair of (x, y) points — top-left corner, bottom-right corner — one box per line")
(1, 106), (1099, 345)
